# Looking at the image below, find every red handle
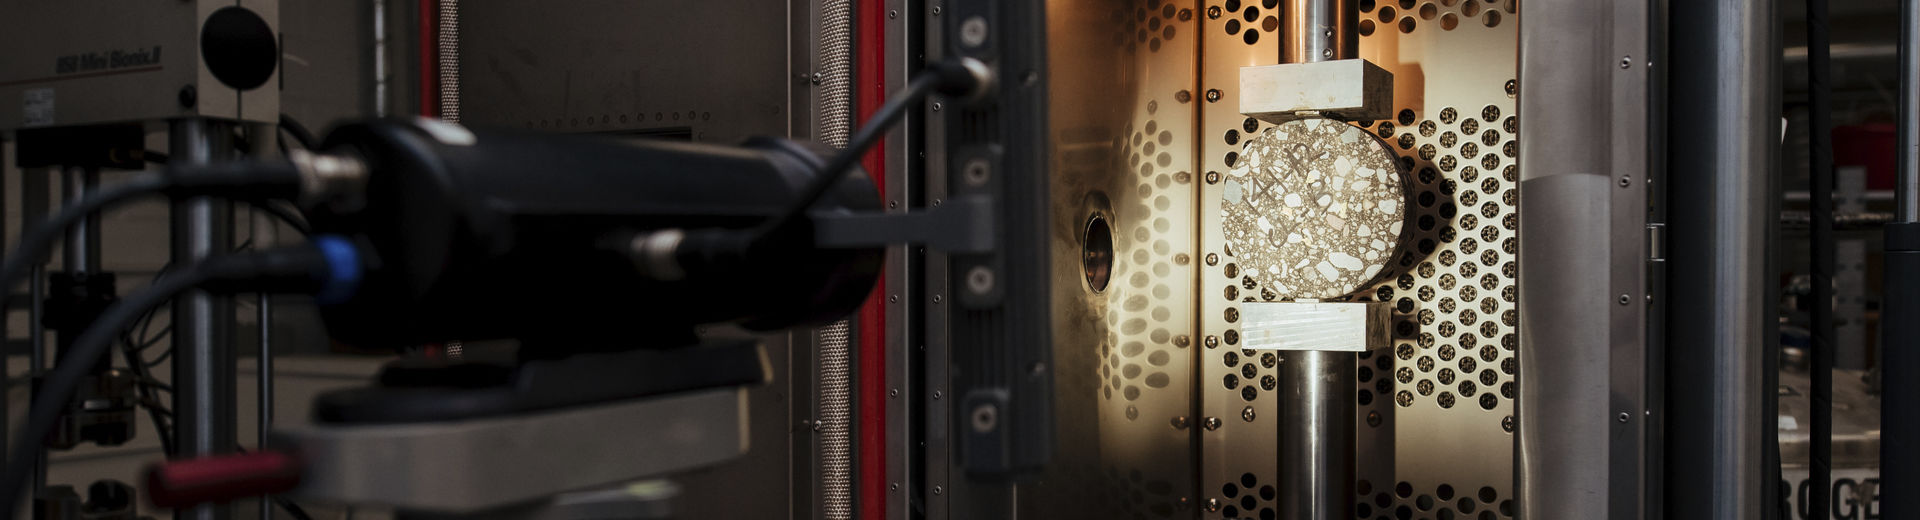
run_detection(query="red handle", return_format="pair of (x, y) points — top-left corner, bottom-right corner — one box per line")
(144, 451), (303, 509)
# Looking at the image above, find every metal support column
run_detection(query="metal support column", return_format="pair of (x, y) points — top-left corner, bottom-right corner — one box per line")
(257, 291), (273, 520)
(22, 165), (49, 509)
(1276, 2), (1358, 519)
(1665, 1), (1779, 518)
(61, 167), (101, 274)
(1880, 0), (1920, 515)
(168, 118), (236, 520)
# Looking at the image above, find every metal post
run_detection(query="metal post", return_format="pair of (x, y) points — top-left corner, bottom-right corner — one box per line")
(257, 291), (272, 520)
(22, 165), (48, 511)
(1897, 0), (1919, 224)
(61, 167), (101, 274)
(1276, 2), (1357, 519)
(1277, 351), (1354, 520)
(168, 118), (235, 520)
(1281, 0), (1354, 65)
(1665, 0), (1779, 518)
(1881, 0), (1920, 516)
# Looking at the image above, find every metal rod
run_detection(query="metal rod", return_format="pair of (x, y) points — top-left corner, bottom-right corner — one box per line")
(1276, 1), (1358, 519)
(1900, 0), (1920, 223)
(1665, 0), (1779, 517)
(1281, 0), (1355, 63)
(1278, 352), (1355, 520)
(60, 167), (100, 275)
(23, 166), (48, 511)
(1880, 1), (1920, 516)
(169, 118), (236, 520)
(257, 291), (272, 520)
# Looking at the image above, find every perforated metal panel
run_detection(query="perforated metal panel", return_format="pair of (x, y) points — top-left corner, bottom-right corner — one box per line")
(1196, 0), (1520, 518)
(1022, 0), (1199, 517)
(931, 1), (1524, 517)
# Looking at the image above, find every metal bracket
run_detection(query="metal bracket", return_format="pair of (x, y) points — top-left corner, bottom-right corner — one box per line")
(1237, 301), (1391, 352)
(812, 194), (997, 253)
(1239, 59), (1395, 124)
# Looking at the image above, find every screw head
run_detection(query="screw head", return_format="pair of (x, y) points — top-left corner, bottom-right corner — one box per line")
(1505, 79), (1519, 97)
(1367, 411), (1383, 427)
(1205, 498), (1221, 512)
(891, 483), (900, 491)
(1176, 90), (1193, 103)
(966, 266), (996, 294)
(1202, 417), (1222, 431)
(1619, 294), (1631, 305)
(1174, 335), (1192, 348)
(889, 9), (898, 19)
(1205, 253), (1220, 266)
(1205, 171), (1221, 184)
(889, 388), (900, 398)
(931, 6), (942, 15)
(1179, 8), (1193, 21)
(933, 486), (944, 495)
(932, 294), (944, 304)
(931, 102), (944, 112)
(1241, 406), (1256, 422)
(1171, 416), (1190, 429)
(1503, 415), (1516, 432)
(810, 73), (823, 85)
(1619, 175), (1632, 187)
(1618, 412), (1630, 423)
(933, 390), (943, 399)
(1620, 55), (1632, 69)
(1206, 6), (1222, 19)
(959, 16), (989, 47)
(1204, 335), (1220, 349)
(1205, 89), (1223, 103)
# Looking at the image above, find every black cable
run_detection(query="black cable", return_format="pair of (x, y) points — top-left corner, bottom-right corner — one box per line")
(0, 266), (215, 517)
(751, 71), (945, 241)
(0, 242), (348, 517)
(278, 114), (318, 151)
(118, 334), (176, 455)
(0, 176), (169, 296)
(1808, 0), (1836, 515)
(249, 200), (312, 236)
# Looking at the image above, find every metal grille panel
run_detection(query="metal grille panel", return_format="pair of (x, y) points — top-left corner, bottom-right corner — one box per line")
(1197, 0), (1520, 517)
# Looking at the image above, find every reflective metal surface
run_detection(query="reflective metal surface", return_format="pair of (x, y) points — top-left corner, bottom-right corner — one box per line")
(1017, 1), (1200, 516)
(1202, 0), (1520, 518)
(170, 118), (238, 520)
(1278, 350), (1355, 520)
(1665, 0), (1781, 517)
(1282, 0), (1355, 63)
(1515, 0), (1655, 517)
